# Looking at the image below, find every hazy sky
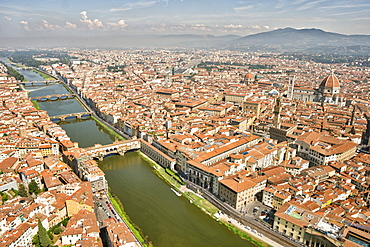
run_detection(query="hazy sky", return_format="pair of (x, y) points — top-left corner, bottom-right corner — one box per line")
(1, 0), (369, 46)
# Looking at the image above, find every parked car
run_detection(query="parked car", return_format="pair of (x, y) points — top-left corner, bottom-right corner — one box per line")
(245, 226), (251, 230)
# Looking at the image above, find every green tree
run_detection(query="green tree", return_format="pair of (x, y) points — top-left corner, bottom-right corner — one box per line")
(38, 218), (51, 247)
(28, 180), (40, 195)
(1, 192), (8, 203)
(32, 233), (41, 247)
(18, 183), (28, 197)
(53, 227), (63, 235)
(61, 217), (70, 227)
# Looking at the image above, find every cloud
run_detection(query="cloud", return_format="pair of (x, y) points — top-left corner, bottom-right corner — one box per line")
(276, 0), (286, 9)
(20, 20), (31, 31)
(79, 11), (104, 30)
(65, 21), (77, 29)
(319, 3), (370, 9)
(93, 19), (104, 28)
(42, 20), (64, 30)
(107, 20), (128, 29)
(293, 0), (308, 4)
(110, 1), (157, 12)
(234, 5), (253, 12)
(4, 16), (12, 21)
(150, 23), (167, 32)
(297, 0), (326, 10)
(224, 24), (243, 29)
(80, 10), (88, 20)
(190, 24), (209, 31)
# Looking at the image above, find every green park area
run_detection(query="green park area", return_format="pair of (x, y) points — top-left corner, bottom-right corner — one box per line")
(32, 100), (41, 110)
(91, 116), (125, 141)
(30, 68), (56, 80)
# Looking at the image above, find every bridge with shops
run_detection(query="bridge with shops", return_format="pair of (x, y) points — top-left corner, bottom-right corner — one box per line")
(85, 139), (141, 160)
(30, 94), (76, 101)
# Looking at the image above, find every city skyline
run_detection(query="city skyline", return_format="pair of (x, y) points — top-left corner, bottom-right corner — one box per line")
(1, 0), (370, 46)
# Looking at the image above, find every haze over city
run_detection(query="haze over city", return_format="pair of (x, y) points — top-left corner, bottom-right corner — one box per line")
(1, 0), (370, 47)
(1, 1), (370, 247)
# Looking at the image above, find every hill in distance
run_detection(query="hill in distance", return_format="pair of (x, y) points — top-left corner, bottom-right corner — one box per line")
(227, 27), (370, 54)
(5, 27), (369, 55)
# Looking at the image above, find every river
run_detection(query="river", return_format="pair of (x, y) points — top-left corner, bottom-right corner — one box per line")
(3, 58), (254, 247)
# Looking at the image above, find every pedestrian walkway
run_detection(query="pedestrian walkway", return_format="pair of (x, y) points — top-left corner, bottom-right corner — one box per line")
(218, 213), (285, 247)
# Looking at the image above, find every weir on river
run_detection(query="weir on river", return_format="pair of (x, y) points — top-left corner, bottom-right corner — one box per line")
(3, 58), (254, 247)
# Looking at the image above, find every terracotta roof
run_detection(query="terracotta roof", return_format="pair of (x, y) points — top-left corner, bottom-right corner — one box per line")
(319, 73), (340, 89)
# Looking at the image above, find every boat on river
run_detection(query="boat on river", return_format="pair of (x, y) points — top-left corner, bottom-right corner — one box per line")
(171, 188), (182, 196)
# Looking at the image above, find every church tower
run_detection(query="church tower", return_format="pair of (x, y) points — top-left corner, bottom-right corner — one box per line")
(350, 105), (356, 126)
(273, 97), (282, 128)
(288, 75), (295, 99)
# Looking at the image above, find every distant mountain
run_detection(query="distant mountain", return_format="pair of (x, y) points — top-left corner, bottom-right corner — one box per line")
(5, 28), (369, 55)
(227, 28), (370, 54)
(85, 34), (241, 49)
(146, 34), (241, 48)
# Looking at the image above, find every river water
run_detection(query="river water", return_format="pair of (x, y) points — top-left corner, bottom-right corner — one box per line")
(3, 58), (253, 247)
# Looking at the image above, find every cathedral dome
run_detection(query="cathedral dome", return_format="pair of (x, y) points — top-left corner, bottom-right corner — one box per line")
(319, 72), (340, 89)
(245, 73), (254, 79)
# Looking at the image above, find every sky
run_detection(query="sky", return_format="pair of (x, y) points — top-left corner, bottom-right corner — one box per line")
(0, 0), (369, 47)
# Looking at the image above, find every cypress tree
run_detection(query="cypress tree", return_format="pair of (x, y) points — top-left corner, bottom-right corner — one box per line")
(38, 218), (51, 247)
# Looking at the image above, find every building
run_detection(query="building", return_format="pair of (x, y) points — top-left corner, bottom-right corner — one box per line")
(295, 131), (357, 166)
(103, 218), (140, 247)
(274, 202), (343, 246)
(219, 175), (258, 211)
(292, 72), (345, 106)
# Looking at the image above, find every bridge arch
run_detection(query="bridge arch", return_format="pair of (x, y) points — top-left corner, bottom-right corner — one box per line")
(86, 140), (141, 160)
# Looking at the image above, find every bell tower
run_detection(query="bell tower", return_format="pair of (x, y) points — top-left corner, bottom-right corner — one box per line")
(273, 97), (282, 128)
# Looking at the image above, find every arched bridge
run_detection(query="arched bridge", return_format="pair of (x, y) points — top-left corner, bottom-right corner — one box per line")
(30, 94), (76, 102)
(85, 139), (141, 160)
(23, 80), (57, 85)
(50, 112), (92, 121)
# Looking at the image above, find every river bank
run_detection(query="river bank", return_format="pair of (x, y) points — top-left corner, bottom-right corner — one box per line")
(136, 151), (272, 247)
(32, 100), (41, 110)
(91, 116), (125, 141)
(108, 189), (153, 247)
(56, 84), (271, 247)
(30, 68), (56, 80)
(15, 61), (263, 247)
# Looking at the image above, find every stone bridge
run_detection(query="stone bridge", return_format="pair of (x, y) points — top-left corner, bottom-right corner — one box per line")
(85, 139), (141, 160)
(50, 112), (92, 121)
(24, 80), (57, 85)
(30, 94), (76, 101)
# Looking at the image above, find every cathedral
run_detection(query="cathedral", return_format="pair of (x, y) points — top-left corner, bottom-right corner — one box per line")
(292, 72), (346, 106)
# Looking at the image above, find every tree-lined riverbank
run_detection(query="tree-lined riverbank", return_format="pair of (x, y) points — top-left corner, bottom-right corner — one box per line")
(12, 60), (260, 247)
